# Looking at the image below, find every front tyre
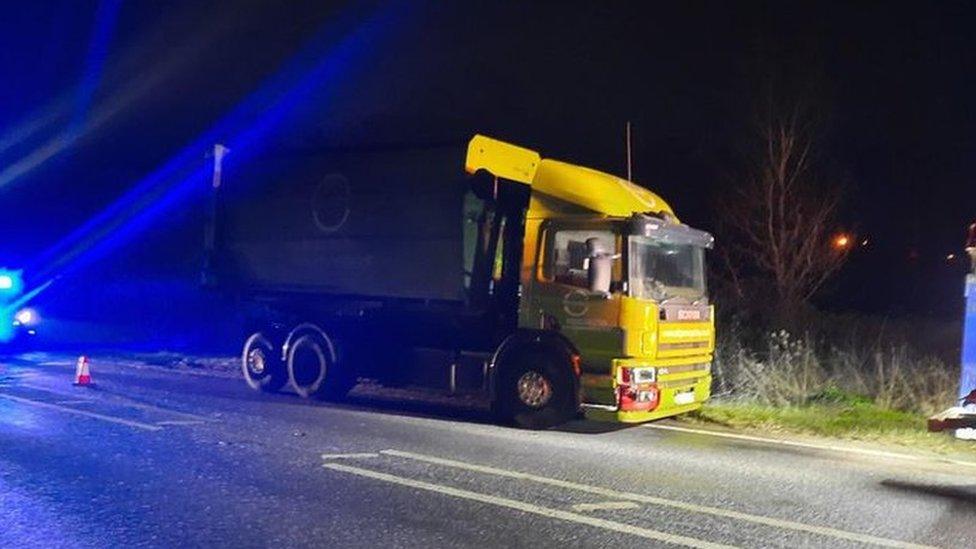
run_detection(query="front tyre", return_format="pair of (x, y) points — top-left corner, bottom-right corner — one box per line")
(242, 332), (287, 392)
(497, 350), (576, 430)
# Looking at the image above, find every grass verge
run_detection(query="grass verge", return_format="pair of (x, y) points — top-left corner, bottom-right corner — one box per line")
(682, 400), (974, 455)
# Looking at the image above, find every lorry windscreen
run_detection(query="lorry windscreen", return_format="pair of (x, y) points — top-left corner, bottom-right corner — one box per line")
(628, 235), (706, 302)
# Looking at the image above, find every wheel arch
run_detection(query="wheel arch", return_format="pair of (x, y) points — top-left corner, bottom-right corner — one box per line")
(281, 322), (337, 364)
(488, 329), (581, 405)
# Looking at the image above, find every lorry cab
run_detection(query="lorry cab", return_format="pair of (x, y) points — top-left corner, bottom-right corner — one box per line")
(466, 135), (715, 423)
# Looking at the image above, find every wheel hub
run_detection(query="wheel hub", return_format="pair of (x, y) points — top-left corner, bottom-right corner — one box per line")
(516, 370), (552, 408)
(247, 348), (266, 375)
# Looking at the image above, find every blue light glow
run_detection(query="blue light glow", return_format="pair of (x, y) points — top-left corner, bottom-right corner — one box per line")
(71, 0), (122, 136)
(0, 270), (24, 342)
(0, 270), (23, 295)
(27, 2), (405, 290)
(0, 272), (45, 342)
(0, 1), (122, 193)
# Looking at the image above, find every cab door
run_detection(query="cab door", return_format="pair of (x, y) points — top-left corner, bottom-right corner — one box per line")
(521, 221), (623, 374)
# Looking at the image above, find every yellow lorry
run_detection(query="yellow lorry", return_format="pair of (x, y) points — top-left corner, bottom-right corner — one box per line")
(206, 134), (714, 428)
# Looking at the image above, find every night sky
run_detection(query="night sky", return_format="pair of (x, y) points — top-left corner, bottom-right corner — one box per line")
(1, 0), (975, 337)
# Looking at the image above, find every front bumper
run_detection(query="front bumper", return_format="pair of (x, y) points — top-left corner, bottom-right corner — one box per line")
(581, 357), (712, 423)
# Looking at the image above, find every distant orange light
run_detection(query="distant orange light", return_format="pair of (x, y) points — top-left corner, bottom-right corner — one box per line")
(832, 234), (851, 250)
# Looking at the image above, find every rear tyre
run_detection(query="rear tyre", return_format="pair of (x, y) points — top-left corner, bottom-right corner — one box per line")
(242, 332), (288, 392)
(496, 349), (576, 430)
(286, 333), (356, 400)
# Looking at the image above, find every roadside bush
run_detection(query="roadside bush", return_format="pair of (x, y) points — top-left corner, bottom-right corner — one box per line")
(713, 320), (958, 416)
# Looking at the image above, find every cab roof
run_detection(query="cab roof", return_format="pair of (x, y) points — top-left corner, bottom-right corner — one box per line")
(465, 134), (675, 219)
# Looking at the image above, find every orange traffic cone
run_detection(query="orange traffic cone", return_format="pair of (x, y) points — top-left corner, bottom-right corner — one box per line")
(73, 355), (93, 386)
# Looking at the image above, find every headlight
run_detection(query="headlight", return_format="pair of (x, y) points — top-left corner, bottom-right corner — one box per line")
(618, 366), (656, 384)
(14, 308), (37, 327)
(631, 367), (656, 383)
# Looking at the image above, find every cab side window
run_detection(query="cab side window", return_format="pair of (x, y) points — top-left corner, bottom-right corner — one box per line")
(545, 229), (619, 289)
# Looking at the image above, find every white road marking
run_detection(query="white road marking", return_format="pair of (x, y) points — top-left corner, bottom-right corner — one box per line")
(572, 501), (640, 512)
(155, 420), (207, 426)
(322, 461), (735, 549)
(320, 453), (379, 460)
(107, 401), (213, 422)
(54, 399), (93, 405)
(19, 383), (213, 422)
(0, 393), (162, 432)
(646, 423), (976, 469)
(381, 449), (934, 549)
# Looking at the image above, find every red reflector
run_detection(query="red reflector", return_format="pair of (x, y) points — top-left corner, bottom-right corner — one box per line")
(618, 383), (659, 412)
(619, 367), (631, 384)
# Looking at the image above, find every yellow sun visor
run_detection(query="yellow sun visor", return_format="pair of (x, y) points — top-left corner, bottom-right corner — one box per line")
(465, 134), (674, 218)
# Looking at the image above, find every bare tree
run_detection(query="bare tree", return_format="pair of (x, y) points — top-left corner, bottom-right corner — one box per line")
(718, 98), (849, 315)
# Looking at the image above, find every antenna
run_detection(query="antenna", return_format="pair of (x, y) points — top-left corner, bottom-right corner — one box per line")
(625, 121), (633, 181)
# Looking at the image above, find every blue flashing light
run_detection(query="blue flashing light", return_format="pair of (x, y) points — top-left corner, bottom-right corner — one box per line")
(0, 269), (23, 296)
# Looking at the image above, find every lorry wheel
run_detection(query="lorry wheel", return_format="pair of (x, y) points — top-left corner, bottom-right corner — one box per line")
(242, 332), (288, 392)
(496, 349), (576, 430)
(286, 333), (356, 400)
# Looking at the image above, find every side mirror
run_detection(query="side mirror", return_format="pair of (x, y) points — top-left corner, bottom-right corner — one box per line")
(586, 238), (613, 294)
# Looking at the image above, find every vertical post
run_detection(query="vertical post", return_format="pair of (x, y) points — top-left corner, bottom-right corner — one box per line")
(961, 275), (976, 400)
(211, 144), (229, 189)
(961, 223), (976, 401)
(203, 144), (230, 286)
(448, 361), (457, 395)
(625, 121), (633, 182)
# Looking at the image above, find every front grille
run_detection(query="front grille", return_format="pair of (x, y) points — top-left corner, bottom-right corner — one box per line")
(658, 341), (710, 351)
(658, 363), (710, 376)
(658, 377), (705, 389)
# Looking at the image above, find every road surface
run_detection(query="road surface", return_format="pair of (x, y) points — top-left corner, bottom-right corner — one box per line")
(1, 353), (974, 548)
